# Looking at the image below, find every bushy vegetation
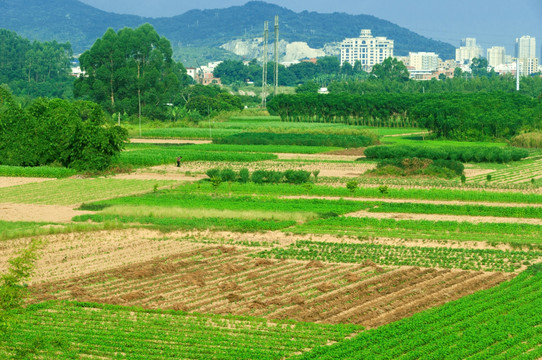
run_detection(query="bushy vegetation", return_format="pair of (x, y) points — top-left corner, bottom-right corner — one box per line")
(364, 144), (529, 163)
(511, 132), (542, 149)
(206, 168), (313, 184)
(214, 132), (374, 147)
(0, 88), (127, 171)
(369, 157), (464, 178)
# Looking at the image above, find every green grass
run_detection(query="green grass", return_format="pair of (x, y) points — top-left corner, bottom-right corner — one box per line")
(116, 147), (277, 167)
(177, 182), (542, 205)
(0, 178), (178, 206)
(126, 142), (339, 154)
(0, 165), (77, 178)
(2, 301), (361, 359)
(0, 220), (126, 241)
(289, 217), (542, 245)
(73, 213), (296, 232)
(256, 240), (542, 272)
(295, 269), (542, 360)
(382, 135), (508, 147)
(365, 202), (542, 219)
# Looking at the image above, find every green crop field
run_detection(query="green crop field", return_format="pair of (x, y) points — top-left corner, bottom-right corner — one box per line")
(2, 114), (542, 359)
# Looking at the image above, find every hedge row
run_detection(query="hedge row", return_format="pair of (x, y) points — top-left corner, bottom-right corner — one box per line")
(206, 168), (312, 185)
(373, 157), (464, 178)
(364, 145), (528, 163)
(214, 132), (374, 148)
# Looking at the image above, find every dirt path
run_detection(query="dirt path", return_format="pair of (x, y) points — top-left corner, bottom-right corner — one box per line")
(129, 138), (211, 144)
(0, 203), (93, 223)
(282, 195), (542, 208)
(344, 210), (542, 225)
(0, 177), (54, 188)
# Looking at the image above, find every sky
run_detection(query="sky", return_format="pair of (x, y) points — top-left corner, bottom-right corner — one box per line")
(80, 0), (542, 57)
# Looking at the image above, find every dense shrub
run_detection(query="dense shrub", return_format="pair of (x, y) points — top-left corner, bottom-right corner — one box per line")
(371, 157), (463, 178)
(284, 170), (311, 184)
(214, 132), (374, 148)
(364, 145), (528, 163)
(0, 89), (127, 171)
(205, 168), (314, 185)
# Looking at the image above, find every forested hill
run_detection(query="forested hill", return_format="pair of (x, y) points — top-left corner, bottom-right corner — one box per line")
(0, 0), (455, 58)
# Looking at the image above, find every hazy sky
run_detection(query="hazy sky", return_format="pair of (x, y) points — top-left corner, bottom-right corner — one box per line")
(80, 0), (542, 57)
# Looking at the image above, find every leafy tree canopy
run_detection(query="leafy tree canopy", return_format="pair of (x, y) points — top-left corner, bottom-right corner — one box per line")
(370, 57), (410, 82)
(0, 88), (127, 171)
(74, 24), (191, 120)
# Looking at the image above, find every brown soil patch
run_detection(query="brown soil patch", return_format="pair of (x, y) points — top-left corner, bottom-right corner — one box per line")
(325, 148), (366, 156)
(275, 153), (362, 162)
(305, 260), (325, 268)
(344, 210), (542, 225)
(0, 203), (93, 223)
(29, 250), (514, 328)
(0, 177), (54, 188)
(129, 138), (211, 145)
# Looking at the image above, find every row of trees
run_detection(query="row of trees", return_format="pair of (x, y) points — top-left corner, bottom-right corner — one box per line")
(267, 92), (542, 140)
(213, 57), (367, 87)
(0, 29), (73, 98)
(0, 87), (127, 171)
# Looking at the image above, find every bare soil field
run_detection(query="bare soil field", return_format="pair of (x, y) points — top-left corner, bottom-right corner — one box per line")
(0, 176), (54, 188)
(274, 153), (362, 162)
(344, 210), (542, 225)
(30, 246), (511, 328)
(0, 203), (93, 223)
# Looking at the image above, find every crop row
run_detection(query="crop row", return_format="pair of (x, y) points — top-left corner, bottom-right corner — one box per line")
(2, 301), (360, 359)
(177, 182), (542, 205)
(0, 179), (177, 206)
(295, 268), (542, 359)
(79, 193), (367, 217)
(214, 132), (375, 148)
(256, 240), (542, 272)
(365, 201), (542, 219)
(116, 148), (277, 167)
(469, 158), (542, 184)
(365, 145), (528, 163)
(289, 217), (542, 245)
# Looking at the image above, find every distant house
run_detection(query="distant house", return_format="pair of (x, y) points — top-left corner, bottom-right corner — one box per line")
(318, 87), (329, 94)
(201, 73), (221, 85)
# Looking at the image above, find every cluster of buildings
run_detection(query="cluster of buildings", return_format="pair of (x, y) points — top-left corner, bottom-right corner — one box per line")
(340, 29), (541, 80)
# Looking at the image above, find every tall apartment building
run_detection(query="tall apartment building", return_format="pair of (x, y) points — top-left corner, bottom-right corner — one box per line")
(340, 29), (394, 71)
(455, 37), (483, 64)
(409, 52), (439, 71)
(516, 35), (536, 59)
(516, 35), (538, 75)
(487, 46), (506, 67)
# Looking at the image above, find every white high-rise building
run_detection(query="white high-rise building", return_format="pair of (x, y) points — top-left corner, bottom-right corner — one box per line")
(340, 29), (394, 71)
(516, 35), (536, 59)
(487, 46), (506, 67)
(518, 58), (539, 76)
(409, 52), (439, 71)
(455, 37), (483, 64)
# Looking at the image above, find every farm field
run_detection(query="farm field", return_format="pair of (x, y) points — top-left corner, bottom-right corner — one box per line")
(1, 115), (542, 358)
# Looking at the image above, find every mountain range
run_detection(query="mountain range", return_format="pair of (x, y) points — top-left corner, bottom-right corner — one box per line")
(0, 0), (455, 65)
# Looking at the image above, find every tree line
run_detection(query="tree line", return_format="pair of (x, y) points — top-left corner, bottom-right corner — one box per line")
(0, 29), (73, 99)
(267, 92), (542, 140)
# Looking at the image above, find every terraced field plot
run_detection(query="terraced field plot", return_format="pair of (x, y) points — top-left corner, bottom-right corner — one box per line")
(468, 158), (542, 184)
(27, 233), (513, 329)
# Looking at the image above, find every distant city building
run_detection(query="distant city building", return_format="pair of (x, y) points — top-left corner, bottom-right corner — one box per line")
(340, 29), (394, 71)
(518, 57), (539, 76)
(455, 37), (483, 64)
(409, 52), (439, 71)
(516, 35), (536, 59)
(487, 46), (506, 67)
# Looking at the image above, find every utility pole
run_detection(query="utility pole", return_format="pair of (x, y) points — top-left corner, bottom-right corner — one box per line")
(516, 56), (520, 91)
(261, 21), (268, 108)
(274, 15), (279, 96)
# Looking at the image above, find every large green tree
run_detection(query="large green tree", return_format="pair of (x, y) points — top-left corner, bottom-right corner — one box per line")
(0, 87), (127, 170)
(74, 24), (190, 120)
(370, 57), (410, 82)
